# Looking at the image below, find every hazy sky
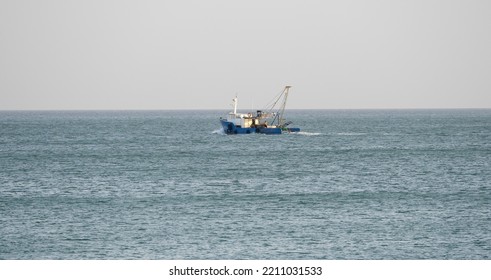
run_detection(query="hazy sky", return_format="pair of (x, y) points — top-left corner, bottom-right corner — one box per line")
(1, 0), (490, 110)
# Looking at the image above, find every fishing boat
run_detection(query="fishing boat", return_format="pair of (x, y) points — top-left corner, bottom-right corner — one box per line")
(219, 86), (300, 134)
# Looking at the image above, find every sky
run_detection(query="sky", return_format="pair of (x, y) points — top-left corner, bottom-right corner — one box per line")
(1, 0), (490, 110)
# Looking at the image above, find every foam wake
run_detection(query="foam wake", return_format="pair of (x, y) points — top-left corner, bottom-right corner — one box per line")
(336, 132), (366, 136)
(291, 131), (322, 136)
(212, 128), (226, 135)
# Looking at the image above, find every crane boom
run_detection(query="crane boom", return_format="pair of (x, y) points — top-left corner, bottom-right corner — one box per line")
(278, 86), (291, 127)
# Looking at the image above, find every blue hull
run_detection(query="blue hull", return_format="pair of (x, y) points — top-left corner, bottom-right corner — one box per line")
(220, 119), (300, 135)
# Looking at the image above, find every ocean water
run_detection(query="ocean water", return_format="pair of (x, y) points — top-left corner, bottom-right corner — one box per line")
(0, 109), (490, 259)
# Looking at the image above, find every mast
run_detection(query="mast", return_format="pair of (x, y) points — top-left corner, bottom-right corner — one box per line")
(278, 86), (291, 127)
(232, 96), (238, 115)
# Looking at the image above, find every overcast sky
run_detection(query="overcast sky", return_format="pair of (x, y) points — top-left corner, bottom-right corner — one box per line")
(1, 0), (490, 110)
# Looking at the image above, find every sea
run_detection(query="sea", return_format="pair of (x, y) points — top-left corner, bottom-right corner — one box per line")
(0, 109), (490, 259)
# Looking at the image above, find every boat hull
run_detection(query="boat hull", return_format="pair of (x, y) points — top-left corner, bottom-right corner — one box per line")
(220, 119), (300, 135)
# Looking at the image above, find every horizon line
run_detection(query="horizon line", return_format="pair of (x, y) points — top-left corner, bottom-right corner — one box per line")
(1, 107), (490, 112)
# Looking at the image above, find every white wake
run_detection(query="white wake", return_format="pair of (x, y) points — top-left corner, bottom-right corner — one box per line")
(212, 128), (226, 135)
(291, 131), (322, 136)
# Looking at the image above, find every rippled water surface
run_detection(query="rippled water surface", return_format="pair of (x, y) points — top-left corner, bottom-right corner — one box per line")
(0, 110), (490, 259)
